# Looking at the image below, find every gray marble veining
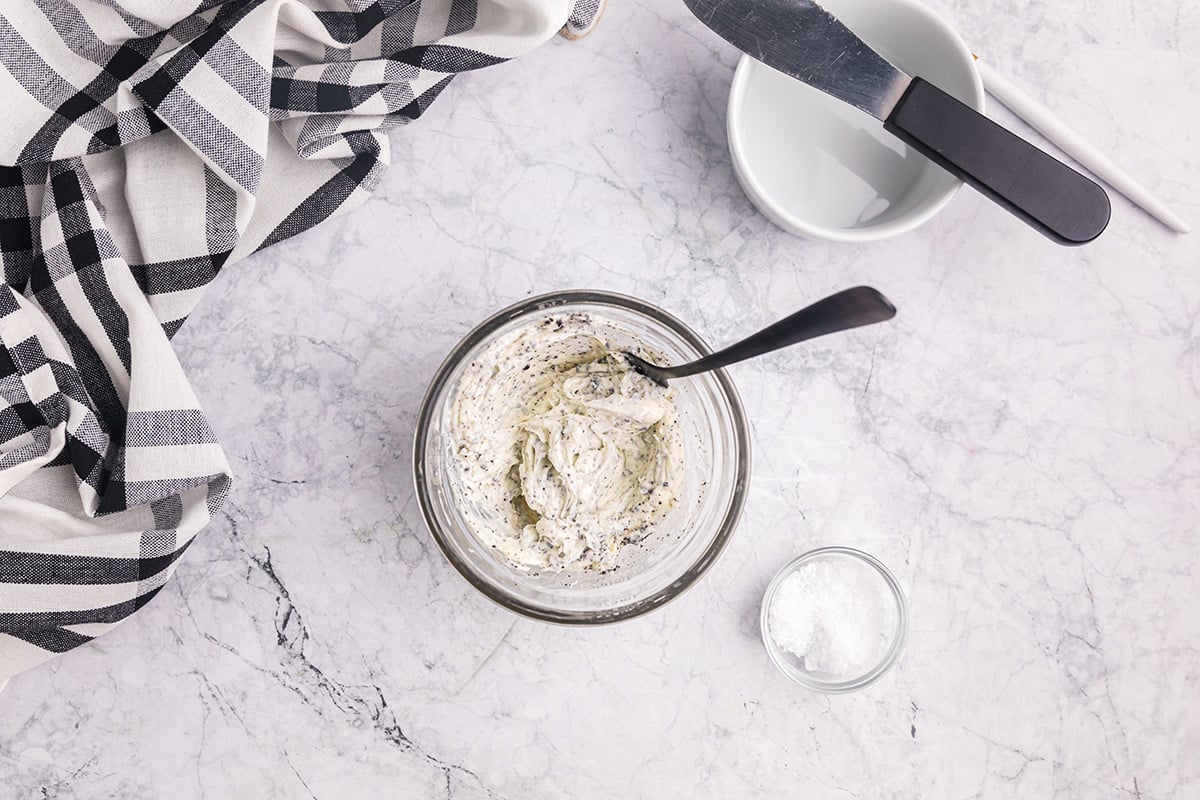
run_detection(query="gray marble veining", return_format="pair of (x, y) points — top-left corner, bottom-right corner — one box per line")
(2, 0), (1198, 797)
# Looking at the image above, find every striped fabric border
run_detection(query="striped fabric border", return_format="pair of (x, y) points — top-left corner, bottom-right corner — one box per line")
(0, 0), (600, 685)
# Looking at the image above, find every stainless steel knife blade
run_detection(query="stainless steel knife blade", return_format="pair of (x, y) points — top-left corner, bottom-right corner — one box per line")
(683, 0), (912, 120)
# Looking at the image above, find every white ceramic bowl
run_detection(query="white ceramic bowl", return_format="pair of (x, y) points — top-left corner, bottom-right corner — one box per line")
(727, 0), (985, 242)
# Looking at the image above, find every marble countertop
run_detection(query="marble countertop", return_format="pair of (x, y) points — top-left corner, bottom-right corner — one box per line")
(4, 0), (1198, 797)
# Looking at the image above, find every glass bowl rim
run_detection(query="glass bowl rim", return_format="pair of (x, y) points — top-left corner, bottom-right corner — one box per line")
(412, 289), (752, 625)
(760, 545), (909, 693)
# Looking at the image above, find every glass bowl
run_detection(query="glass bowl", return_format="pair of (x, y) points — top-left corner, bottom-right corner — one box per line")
(760, 546), (908, 693)
(413, 290), (751, 624)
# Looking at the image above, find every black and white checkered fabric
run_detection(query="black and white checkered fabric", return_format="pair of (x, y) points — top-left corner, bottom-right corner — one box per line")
(0, 0), (601, 687)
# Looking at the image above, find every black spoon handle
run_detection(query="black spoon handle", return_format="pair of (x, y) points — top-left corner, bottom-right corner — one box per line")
(883, 78), (1111, 245)
(661, 286), (896, 380)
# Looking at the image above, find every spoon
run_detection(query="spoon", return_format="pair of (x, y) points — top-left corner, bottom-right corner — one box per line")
(624, 286), (896, 386)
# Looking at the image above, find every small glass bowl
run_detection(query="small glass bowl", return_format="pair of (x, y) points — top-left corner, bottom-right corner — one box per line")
(413, 290), (751, 624)
(760, 546), (908, 693)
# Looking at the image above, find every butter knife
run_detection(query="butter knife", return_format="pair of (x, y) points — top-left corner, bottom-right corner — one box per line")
(683, 0), (1112, 245)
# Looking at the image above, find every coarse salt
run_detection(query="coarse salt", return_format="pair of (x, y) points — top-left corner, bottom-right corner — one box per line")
(768, 558), (888, 676)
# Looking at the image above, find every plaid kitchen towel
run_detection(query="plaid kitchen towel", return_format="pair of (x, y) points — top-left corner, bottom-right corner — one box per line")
(0, 0), (602, 688)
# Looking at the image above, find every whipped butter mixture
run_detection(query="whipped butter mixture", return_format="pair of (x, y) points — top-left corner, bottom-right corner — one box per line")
(449, 313), (684, 571)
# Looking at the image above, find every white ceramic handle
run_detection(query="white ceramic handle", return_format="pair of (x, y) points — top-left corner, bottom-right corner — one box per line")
(976, 57), (1190, 235)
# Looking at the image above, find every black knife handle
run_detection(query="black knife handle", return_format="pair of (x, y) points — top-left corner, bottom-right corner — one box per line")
(883, 77), (1110, 245)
